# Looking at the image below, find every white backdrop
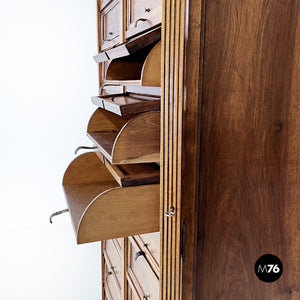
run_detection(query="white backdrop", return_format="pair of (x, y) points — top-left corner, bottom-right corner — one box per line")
(0, 0), (101, 299)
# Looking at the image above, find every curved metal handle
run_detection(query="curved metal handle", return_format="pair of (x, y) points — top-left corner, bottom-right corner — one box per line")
(165, 206), (175, 218)
(49, 209), (69, 224)
(74, 146), (97, 155)
(103, 32), (114, 41)
(105, 271), (112, 281)
(134, 18), (148, 27)
(134, 250), (146, 261)
(99, 83), (121, 94)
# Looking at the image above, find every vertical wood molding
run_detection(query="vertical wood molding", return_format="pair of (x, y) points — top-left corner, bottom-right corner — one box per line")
(160, 0), (187, 299)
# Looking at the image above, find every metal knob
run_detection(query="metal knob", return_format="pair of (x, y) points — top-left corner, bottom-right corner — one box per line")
(145, 8), (151, 12)
(134, 18), (148, 27)
(134, 250), (146, 261)
(165, 206), (175, 217)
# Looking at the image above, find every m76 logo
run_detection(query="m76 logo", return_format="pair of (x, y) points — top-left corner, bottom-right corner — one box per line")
(257, 264), (280, 274)
(254, 254), (283, 282)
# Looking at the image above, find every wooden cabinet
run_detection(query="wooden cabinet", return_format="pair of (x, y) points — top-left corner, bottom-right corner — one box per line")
(54, 0), (300, 299)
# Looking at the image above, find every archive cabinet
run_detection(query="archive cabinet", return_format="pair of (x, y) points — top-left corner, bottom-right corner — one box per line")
(52, 0), (300, 299)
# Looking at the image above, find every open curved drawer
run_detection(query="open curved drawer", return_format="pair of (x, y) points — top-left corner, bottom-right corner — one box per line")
(91, 93), (160, 116)
(63, 152), (159, 244)
(105, 41), (161, 87)
(87, 108), (160, 164)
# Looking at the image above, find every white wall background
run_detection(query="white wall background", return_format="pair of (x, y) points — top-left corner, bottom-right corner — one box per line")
(0, 0), (101, 299)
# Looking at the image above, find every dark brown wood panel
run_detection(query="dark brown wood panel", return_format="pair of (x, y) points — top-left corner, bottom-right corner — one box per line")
(195, 0), (300, 299)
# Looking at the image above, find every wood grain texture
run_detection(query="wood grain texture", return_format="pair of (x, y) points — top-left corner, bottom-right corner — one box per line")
(112, 111), (160, 164)
(63, 152), (160, 244)
(179, 0), (205, 299)
(195, 0), (300, 299)
(102, 159), (160, 187)
(106, 42), (161, 86)
(160, 0), (186, 299)
(78, 184), (160, 244)
(87, 109), (160, 164)
(141, 41), (161, 86)
(92, 94), (160, 116)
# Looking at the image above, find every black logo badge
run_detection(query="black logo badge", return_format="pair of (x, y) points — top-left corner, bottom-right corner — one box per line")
(254, 254), (283, 282)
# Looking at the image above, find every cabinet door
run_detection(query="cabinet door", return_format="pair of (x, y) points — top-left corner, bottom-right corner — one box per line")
(100, 0), (123, 50)
(125, 0), (162, 38)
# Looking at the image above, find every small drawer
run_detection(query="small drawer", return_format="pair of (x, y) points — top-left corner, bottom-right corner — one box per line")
(103, 261), (122, 300)
(127, 236), (159, 300)
(126, 0), (162, 38)
(103, 239), (123, 289)
(134, 232), (160, 277)
(101, 0), (122, 50)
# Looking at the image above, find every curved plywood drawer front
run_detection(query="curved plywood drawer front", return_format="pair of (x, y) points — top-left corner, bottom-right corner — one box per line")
(105, 41), (161, 87)
(87, 108), (160, 164)
(127, 236), (159, 300)
(63, 152), (160, 244)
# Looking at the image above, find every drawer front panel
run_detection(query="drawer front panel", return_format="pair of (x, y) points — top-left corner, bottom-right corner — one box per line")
(134, 232), (160, 276)
(101, 1), (121, 49)
(104, 262), (122, 300)
(126, 0), (162, 38)
(127, 237), (159, 300)
(104, 239), (123, 290)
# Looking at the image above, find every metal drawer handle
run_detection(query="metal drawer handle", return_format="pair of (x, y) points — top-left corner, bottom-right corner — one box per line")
(105, 271), (112, 281)
(134, 18), (148, 27)
(103, 32), (114, 41)
(74, 146), (97, 155)
(49, 209), (69, 224)
(145, 8), (151, 12)
(134, 250), (145, 261)
(165, 206), (175, 218)
(99, 83), (121, 94)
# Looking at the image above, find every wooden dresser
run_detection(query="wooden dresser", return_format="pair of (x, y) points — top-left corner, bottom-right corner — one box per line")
(53, 0), (300, 299)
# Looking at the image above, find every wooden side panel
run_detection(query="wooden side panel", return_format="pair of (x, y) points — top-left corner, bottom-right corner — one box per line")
(160, 0), (186, 299)
(196, 0), (300, 299)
